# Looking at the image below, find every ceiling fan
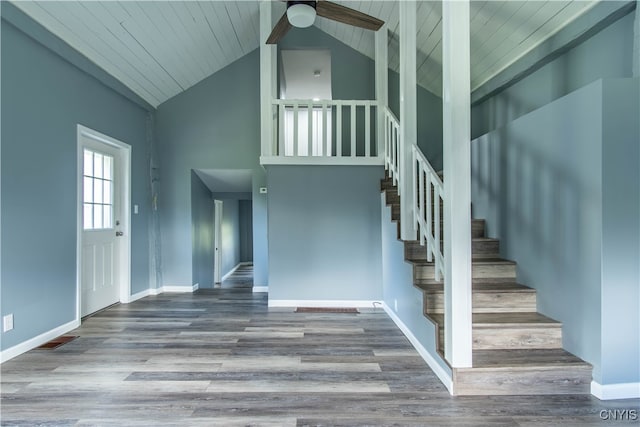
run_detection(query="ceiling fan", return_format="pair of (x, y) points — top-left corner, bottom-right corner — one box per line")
(266, 1), (384, 44)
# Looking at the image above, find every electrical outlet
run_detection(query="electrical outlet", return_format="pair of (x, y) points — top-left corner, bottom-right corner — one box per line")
(3, 314), (14, 332)
(394, 299), (398, 312)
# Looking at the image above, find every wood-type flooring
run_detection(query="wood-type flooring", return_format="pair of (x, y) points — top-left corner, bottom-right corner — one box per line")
(1, 267), (638, 426)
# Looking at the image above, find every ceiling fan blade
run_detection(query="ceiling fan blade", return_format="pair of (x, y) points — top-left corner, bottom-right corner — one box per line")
(316, 1), (383, 31)
(266, 12), (292, 44)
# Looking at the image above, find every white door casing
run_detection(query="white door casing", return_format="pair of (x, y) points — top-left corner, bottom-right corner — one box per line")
(77, 125), (131, 319)
(214, 200), (223, 284)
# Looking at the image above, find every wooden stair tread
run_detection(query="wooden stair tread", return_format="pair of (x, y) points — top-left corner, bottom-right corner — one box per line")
(415, 281), (534, 294)
(430, 312), (560, 326)
(469, 349), (591, 369)
(410, 257), (515, 266)
(381, 173), (592, 395)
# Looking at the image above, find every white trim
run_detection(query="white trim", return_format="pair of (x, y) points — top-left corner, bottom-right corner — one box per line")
(123, 288), (151, 303)
(382, 302), (454, 394)
(1, 319), (80, 363)
(260, 156), (384, 166)
(160, 284), (199, 294)
(76, 124), (132, 320)
(591, 381), (640, 400)
(252, 286), (269, 293)
(268, 299), (382, 308)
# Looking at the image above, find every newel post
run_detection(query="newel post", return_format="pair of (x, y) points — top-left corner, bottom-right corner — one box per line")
(260, 0), (277, 157)
(399, 0), (417, 241)
(442, 0), (473, 369)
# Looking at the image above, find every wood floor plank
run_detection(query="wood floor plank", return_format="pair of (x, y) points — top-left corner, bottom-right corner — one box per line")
(1, 265), (637, 425)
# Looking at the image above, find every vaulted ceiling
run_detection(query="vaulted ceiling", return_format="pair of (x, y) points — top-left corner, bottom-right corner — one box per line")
(11, 1), (598, 108)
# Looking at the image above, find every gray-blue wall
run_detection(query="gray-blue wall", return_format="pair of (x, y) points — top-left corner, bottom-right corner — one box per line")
(191, 172), (214, 288)
(155, 50), (268, 287)
(600, 78), (639, 385)
(471, 11), (635, 139)
(1, 9), (153, 350)
(469, 6), (639, 387)
(267, 165), (384, 301)
(471, 78), (639, 386)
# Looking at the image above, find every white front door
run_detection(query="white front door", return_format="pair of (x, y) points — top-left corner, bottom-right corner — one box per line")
(80, 135), (123, 317)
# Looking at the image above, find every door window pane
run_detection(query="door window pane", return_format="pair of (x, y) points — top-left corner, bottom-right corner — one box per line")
(83, 148), (114, 230)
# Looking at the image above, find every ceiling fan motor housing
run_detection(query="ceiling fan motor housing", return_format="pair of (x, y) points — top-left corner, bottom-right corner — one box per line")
(287, 1), (317, 28)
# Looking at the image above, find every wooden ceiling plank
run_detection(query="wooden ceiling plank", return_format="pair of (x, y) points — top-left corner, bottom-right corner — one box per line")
(470, 1), (527, 73)
(118, 1), (196, 90)
(199, 1), (243, 63)
(476, 0), (591, 89)
(154, 2), (212, 80)
(77, 2), (180, 100)
(236, 1), (260, 44)
(17, 1), (162, 106)
(473, 0), (555, 78)
(170, 2), (223, 72)
(208, 1), (245, 58)
(224, 1), (252, 54)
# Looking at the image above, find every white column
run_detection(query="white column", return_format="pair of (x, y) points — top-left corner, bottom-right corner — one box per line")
(260, 1), (277, 157)
(399, 1), (416, 241)
(442, 0), (473, 368)
(375, 24), (388, 158)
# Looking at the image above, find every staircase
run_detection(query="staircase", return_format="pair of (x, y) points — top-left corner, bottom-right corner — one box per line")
(381, 174), (592, 396)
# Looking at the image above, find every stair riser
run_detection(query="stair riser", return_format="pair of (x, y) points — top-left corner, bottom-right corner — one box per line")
(406, 240), (499, 259)
(415, 263), (516, 280)
(438, 327), (561, 350)
(424, 292), (536, 314)
(453, 366), (592, 396)
(474, 328), (562, 350)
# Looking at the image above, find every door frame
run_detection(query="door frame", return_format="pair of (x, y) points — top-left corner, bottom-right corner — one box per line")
(76, 124), (131, 320)
(214, 199), (223, 284)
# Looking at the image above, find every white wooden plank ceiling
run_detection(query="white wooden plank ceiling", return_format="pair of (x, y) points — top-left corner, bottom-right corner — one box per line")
(11, 1), (598, 108)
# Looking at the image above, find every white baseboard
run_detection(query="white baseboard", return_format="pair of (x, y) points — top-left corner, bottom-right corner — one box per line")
(1, 319), (80, 363)
(253, 286), (269, 293)
(382, 302), (453, 394)
(124, 288), (151, 303)
(161, 284), (199, 293)
(268, 299), (382, 308)
(1, 283), (200, 364)
(591, 381), (640, 400)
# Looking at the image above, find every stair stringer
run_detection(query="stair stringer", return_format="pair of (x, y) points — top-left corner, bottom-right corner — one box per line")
(379, 191), (454, 393)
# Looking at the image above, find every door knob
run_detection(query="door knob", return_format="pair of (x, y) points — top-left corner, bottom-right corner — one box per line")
(116, 231), (124, 237)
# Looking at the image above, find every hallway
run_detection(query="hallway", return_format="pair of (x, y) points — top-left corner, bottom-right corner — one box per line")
(2, 287), (637, 425)
(220, 263), (253, 289)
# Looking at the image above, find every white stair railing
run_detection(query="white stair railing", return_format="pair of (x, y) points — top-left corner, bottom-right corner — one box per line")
(271, 99), (378, 159)
(383, 107), (401, 193)
(412, 145), (445, 280)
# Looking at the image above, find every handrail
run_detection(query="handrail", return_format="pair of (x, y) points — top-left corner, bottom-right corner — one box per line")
(412, 145), (445, 280)
(383, 107), (401, 193)
(270, 99), (378, 158)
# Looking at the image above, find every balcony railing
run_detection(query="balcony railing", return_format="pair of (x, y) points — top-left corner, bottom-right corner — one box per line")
(261, 99), (381, 164)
